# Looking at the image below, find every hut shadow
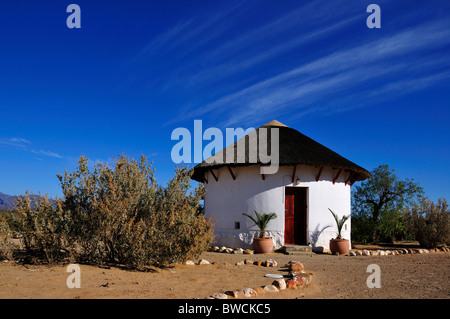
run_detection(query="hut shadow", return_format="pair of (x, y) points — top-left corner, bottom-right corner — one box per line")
(309, 224), (331, 253)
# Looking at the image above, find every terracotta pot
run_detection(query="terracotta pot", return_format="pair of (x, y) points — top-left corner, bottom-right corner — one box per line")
(329, 238), (349, 255)
(252, 237), (274, 254)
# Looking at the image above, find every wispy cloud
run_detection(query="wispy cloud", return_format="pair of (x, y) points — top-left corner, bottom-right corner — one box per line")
(167, 15), (360, 91)
(127, 0), (449, 129)
(169, 18), (450, 127)
(32, 150), (63, 159)
(0, 137), (31, 148)
(0, 137), (63, 160)
(132, 1), (250, 64)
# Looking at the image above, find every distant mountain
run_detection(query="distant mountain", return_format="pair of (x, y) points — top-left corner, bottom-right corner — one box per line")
(0, 192), (56, 211)
(0, 192), (18, 210)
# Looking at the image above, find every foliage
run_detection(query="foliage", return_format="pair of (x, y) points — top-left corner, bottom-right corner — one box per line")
(404, 197), (449, 248)
(352, 164), (423, 243)
(14, 192), (69, 263)
(11, 155), (213, 269)
(242, 210), (277, 238)
(0, 214), (15, 260)
(328, 208), (350, 239)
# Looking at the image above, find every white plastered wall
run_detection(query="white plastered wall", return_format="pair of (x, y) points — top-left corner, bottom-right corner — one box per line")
(204, 164), (351, 252)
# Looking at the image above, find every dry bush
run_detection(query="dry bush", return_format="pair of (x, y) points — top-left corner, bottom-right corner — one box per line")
(0, 215), (15, 260)
(405, 197), (449, 248)
(14, 193), (69, 264)
(56, 155), (213, 269)
(10, 155), (213, 269)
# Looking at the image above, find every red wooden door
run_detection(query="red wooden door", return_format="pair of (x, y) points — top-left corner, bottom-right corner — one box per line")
(284, 187), (307, 245)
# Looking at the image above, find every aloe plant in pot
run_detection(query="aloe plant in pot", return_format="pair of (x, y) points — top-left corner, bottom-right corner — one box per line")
(328, 208), (350, 255)
(242, 210), (277, 253)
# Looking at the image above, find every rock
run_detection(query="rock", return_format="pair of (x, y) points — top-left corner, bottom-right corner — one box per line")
(289, 269), (305, 277)
(286, 280), (298, 289)
(225, 248), (234, 254)
(212, 246), (220, 252)
(219, 246), (227, 253)
(235, 261), (244, 266)
(198, 259), (210, 265)
(243, 249), (254, 255)
(349, 251), (356, 256)
(244, 259), (253, 265)
(233, 248), (244, 254)
(242, 288), (257, 298)
(254, 260), (263, 266)
(210, 293), (228, 299)
(272, 279), (286, 290)
(362, 250), (370, 256)
(355, 250), (363, 256)
(212, 261), (221, 265)
(291, 276), (305, 287)
(264, 259), (278, 267)
(254, 287), (266, 295)
(295, 273), (313, 287)
(225, 290), (243, 299)
(263, 285), (279, 292)
(289, 262), (304, 271)
(185, 260), (195, 265)
(223, 262), (233, 266)
(402, 249), (409, 254)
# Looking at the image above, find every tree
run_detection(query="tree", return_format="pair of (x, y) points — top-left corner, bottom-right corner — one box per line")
(352, 164), (423, 243)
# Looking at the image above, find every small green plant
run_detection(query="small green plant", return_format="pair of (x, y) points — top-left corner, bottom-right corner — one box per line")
(242, 210), (277, 238)
(329, 208), (350, 239)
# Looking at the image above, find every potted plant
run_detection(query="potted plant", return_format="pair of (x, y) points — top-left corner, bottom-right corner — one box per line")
(328, 208), (350, 255)
(242, 210), (277, 253)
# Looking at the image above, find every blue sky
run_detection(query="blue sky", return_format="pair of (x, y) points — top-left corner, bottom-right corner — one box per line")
(0, 0), (449, 201)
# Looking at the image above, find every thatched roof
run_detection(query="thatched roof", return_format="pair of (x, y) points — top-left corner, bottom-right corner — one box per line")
(191, 120), (370, 183)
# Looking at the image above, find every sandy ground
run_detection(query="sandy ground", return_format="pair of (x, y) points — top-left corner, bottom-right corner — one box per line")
(0, 249), (449, 299)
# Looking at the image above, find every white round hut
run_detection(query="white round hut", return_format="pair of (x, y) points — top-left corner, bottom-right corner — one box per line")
(192, 120), (370, 252)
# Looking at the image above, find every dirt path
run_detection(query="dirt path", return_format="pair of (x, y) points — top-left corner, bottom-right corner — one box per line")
(1, 251), (448, 299)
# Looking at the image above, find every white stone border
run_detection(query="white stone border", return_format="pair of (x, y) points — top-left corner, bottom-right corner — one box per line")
(349, 247), (449, 256)
(184, 258), (313, 299)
